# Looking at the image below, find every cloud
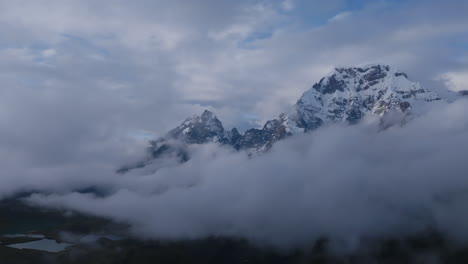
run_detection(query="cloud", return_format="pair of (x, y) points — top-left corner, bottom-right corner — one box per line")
(0, 0), (467, 129)
(281, 0), (295, 11)
(438, 71), (468, 91)
(23, 99), (468, 250)
(328, 11), (352, 23)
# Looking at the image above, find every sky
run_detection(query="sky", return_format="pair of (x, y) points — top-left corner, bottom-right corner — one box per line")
(1, 0), (468, 251)
(1, 0), (467, 136)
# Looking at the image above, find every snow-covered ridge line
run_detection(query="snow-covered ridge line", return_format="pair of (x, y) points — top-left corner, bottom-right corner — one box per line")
(119, 64), (450, 172)
(283, 64), (442, 133)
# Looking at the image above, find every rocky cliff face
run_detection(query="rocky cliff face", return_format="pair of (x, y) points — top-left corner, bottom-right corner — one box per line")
(168, 110), (225, 144)
(284, 64), (441, 133)
(233, 64), (442, 153)
(119, 65), (445, 172)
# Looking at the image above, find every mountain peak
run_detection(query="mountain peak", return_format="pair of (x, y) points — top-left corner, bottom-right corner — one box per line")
(119, 64), (447, 173)
(169, 110), (224, 144)
(201, 109), (215, 120)
(285, 64), (441, 132)
(311, 65), (405, 95)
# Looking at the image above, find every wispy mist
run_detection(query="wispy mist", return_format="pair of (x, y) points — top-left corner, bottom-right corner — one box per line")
(20, 99), (468, 250)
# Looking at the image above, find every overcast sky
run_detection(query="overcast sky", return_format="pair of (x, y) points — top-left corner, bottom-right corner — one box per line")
(1, 0), (467, 137)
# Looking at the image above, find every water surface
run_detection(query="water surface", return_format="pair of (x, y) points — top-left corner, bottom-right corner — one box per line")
(8, 239), (71, 252)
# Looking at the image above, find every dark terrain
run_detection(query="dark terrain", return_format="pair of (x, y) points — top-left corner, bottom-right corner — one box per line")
(2, 199), (468, 263)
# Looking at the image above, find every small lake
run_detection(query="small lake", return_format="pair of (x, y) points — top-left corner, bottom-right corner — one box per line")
(7, 239), (72, 252)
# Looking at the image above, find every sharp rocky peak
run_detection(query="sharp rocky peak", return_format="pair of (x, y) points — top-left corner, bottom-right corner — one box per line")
(117, 110), (229, 173)
(169, 110), (225, 144)
(119, 65), (447, 172)
(284, 64), (442, 132)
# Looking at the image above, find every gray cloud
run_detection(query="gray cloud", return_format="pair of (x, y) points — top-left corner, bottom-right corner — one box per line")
(24, 99), (468, 250)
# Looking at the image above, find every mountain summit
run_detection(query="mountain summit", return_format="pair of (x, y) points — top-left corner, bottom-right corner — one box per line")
(284, 64), (441, 132)
(119, 64), (446, 172)
(169, 110), (225, 144)
(234, 64), (443, 153)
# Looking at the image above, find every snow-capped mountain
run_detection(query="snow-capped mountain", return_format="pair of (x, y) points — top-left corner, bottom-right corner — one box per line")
(234, 64), (443, 153)
(164, 110), (242, 147)
(119, 64), (446, 172)
(284, 64), (441, 132)
(117, 110), (238, 173)
(169, 110), (225, 144)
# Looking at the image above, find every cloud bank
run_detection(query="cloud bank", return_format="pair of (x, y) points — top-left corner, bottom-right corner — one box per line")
(23, 99), (468, 250)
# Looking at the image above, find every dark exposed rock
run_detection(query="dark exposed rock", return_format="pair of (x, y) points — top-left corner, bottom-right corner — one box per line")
(395, 72), (408, 78)
(224, 127), (242, 149)
(363, 65), (387, 82)
(169, 110), (224, 144)
(296, 116), (323, 132)
(238, 128), (268, 150)
(236, 117), (289, 151)
(117, 139), (190, 174)
(356, 67), (367, 73)
(399, 101), (411, 111)
(313, 75), (346, 94)
(346, 108), (362, 124)
(150, 141), (189, 162)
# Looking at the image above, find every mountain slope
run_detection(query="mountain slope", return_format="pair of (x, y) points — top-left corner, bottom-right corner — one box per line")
(119, 64), (446, 172)
(236, 64), (442, 153)
(284, 64), (441, 133)
(168, 110), (225, 144)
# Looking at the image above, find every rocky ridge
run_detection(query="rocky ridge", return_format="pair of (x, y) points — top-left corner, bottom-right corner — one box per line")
(119, 64), (448, 172)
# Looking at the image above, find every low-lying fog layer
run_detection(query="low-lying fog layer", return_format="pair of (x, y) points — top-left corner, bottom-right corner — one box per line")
(4, 99), (465, 251)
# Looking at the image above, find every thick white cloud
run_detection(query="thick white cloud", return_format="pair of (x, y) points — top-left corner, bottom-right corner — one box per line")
(438, 71), (468, 91)
(23, 99), (468, 250)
